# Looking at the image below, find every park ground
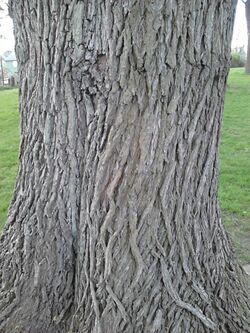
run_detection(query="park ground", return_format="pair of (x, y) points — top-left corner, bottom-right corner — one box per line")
(0, 68), (249, 264)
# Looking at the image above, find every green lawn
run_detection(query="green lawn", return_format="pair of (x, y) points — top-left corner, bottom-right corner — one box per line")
(0, 88), (19, 229)
(0, 68), (249, 263)
(219, 68), (250, 264)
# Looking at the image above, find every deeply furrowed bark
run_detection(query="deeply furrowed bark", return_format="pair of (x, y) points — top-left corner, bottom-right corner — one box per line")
(0, 0), (249, 332)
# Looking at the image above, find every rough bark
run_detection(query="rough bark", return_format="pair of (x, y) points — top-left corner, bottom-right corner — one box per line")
(0, 0), (249, 332)
(245, 0), (250, 73)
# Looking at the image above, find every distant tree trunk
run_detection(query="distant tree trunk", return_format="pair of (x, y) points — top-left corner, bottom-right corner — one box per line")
(0, 57), (4, 86)
(245, 0), (250, 73)
(0, 1), (249, 332)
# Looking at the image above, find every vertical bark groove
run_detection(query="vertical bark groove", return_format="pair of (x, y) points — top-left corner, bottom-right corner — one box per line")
(0, 0), (249, 332)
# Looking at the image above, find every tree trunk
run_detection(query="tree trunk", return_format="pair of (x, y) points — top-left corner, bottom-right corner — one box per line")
(245, 0), (250, 73)
(0, 0), (249, 332)
(0, 57), (4, 86)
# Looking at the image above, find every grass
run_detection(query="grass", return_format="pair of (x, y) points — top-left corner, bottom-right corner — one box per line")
(0, 89), (19, 229)
(219, 68), (250, 264)
(0, 68), (249, 263)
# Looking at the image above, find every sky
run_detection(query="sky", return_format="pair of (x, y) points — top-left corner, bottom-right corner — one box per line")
(232, 1), (248, 50)
(0, 1), (248, 55)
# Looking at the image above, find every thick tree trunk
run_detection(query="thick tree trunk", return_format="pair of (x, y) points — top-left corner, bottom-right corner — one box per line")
(0, 0), (249, 332)
(245, 0), (250, 73)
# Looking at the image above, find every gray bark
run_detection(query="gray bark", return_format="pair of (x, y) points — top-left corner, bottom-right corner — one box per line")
(0, 0), (249, 332)
(245, 0), (250, 73)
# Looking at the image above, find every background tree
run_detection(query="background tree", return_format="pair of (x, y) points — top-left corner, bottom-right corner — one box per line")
(0, 3), (4, 85)
(241, 0), (250, 73)
(0, 1), (249, 332)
